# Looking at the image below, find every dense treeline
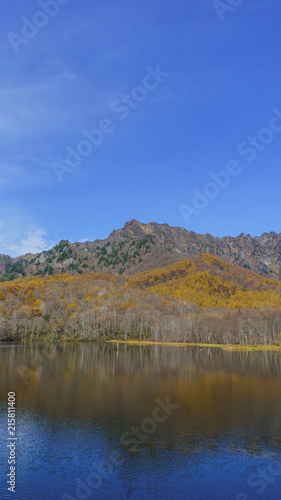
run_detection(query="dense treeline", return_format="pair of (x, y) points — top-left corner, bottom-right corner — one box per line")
(0, 253), (281, 344)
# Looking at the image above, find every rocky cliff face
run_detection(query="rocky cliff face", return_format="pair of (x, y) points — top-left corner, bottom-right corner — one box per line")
(0, 220), (280, 281)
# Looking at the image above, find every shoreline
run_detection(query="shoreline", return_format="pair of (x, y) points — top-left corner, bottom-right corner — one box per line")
(1, 338), (281, 352)
(106, 340), (281, 352)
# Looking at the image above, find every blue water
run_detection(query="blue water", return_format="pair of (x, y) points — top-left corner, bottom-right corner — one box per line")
(1, 343), (281, 499)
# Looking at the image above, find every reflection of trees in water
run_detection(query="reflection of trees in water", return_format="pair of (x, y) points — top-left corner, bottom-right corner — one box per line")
(1, 344), (281, 445)
(1, 343), (281, 385)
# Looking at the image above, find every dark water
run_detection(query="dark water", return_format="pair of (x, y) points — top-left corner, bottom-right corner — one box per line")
(1, 343), (281, 500)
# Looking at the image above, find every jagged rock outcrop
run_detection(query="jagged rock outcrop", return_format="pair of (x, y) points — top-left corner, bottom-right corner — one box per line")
(0, 220), (280, 281)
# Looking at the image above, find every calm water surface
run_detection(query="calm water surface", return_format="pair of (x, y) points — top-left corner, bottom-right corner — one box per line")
(1, 342), (281, 499)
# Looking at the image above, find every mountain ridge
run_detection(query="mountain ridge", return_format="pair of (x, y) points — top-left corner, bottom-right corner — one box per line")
(0, 220), (280, 281)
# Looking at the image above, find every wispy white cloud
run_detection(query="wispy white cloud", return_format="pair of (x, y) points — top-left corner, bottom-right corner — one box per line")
(0, 210), (55, 257)
(76, 236), (100, 243)
(3, 227), (55, 257)
(0, 157), (55, 187)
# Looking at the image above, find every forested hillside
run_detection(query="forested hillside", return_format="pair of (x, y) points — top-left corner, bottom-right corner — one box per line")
(0, 254), (281, 345)
(128, 254), (281, 308)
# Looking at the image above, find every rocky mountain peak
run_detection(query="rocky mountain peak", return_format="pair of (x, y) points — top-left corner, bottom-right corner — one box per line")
(0, 220), (281, 281)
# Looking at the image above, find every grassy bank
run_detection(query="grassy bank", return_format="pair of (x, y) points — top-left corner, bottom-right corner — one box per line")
(106, 340), (281, 352)
(2, 337), (281, 351)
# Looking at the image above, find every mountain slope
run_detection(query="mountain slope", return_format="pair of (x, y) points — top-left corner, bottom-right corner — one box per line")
(128, 254), (281, 309)
(0, 254), (281, 344)
(0, 220), (281, 281)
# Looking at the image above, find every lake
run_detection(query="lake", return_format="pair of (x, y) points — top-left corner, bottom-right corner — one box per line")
(1, 342), (281, 499)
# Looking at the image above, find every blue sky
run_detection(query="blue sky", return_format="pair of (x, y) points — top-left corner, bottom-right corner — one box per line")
(1, 0), (281, 256)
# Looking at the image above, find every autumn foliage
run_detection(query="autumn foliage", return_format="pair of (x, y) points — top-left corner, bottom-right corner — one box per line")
(128, 254), (281, 309)
(0, 255), (280, 345)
